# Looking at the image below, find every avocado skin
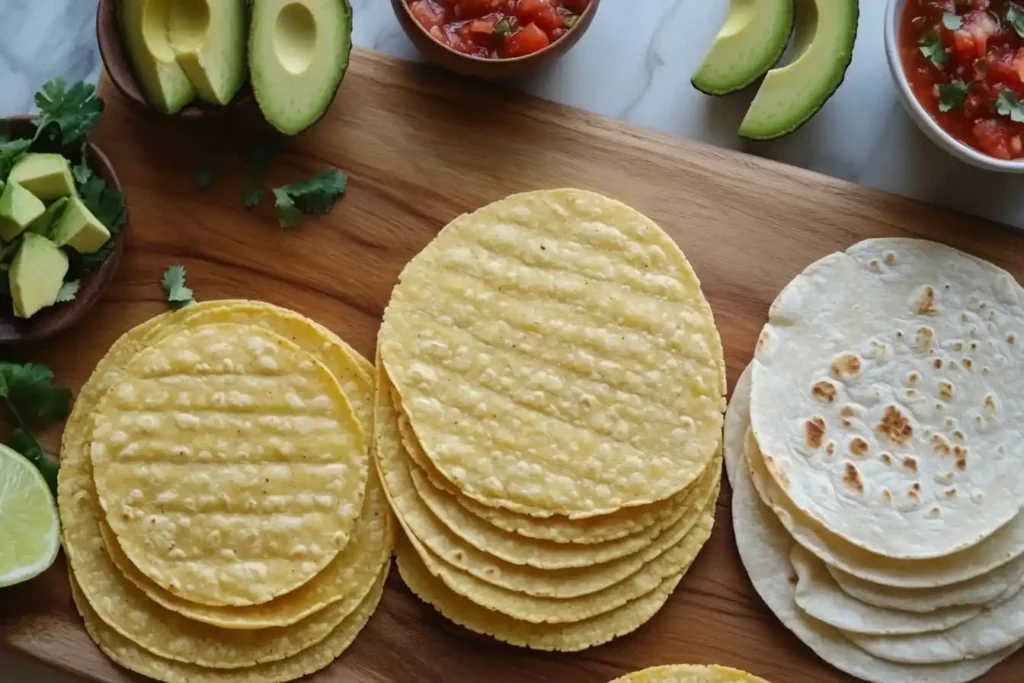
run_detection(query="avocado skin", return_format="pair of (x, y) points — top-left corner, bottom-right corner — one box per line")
(691, 17), (795, 97)
(739, 0), (860, 140)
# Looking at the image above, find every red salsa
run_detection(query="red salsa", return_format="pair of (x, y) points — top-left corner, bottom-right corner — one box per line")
(901, 0), (1024, 159)
(406, 0), (591, 59)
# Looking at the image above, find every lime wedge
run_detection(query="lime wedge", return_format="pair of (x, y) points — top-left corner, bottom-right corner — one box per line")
(0, 443), (60, 587)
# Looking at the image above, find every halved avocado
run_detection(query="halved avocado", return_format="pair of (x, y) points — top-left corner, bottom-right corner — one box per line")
(119, 0), (196, 114)
(692, 0), (794, 96)
(249, 0), (353, 135)
(739, 0), (859, 140)
(167, 0), (248, 105)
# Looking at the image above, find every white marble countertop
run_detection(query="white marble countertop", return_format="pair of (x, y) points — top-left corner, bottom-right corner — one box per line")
(0, 0), (1021, 680)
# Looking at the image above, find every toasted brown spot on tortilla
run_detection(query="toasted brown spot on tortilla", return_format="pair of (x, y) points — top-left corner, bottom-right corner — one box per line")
(880, 452), (893, 466)
(956, 456), (967, 471)
(849, 437), (870, 457)
(884, 251), (897, 265)
(915, 326), (935, 350)
(805, 417), (826, 449)
(934, 357), (943, 369)
(877, 405), (913, 446)
(931, 433), (951, 456)
(945, 488), (957, 498)
(964, 357), (974, 369)
(843, 462), (864, 494)
(907, 371), (920, 385)
(882, 489), (893, 503)
(952, 430), (965, 442)
(916, 285), (938, 315)
(984, 394), (997, 414)
(1009, 332), (1018, 345)
(903, 456), (918, 473)
(830, 352), (862, 378)
(825, 441), (836, 456)
(938, 381), (955, 401)
(812, 380), (837, 404)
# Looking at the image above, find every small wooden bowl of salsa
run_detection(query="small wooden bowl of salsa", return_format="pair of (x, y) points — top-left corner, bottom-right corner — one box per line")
(392, 0), (599, 79)
(887, 0), (1024, 170)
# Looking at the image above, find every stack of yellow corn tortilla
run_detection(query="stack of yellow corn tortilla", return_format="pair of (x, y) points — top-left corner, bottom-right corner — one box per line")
(607, 664), (773, 683)
(375, 189), (727, 650)
(727, 239), (1024, 683)
(59, 300), (393, 683)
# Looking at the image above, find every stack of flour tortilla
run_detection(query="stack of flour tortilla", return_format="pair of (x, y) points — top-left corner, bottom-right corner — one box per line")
(376, 189), (727, 650)
(727, 238), (1024, 682)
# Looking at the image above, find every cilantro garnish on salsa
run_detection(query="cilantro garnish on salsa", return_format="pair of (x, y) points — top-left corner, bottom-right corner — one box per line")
(406, 0), (591, 59)
(901, 0), (1024, 160)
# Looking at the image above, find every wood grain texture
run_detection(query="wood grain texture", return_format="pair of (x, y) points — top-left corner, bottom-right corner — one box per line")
(1, 49), (1023, 683)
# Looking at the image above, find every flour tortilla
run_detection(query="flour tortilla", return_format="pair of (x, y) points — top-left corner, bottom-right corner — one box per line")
(381, 188), (725, 518)
(791, 546), (980, 635)
(607, 664), (771, 683)
(828, 554), (1024, 614)
(731, 451), (1018, 682)
(726, 364), (1024, 589)
(752, 238), (1024, 559)
(846, 585), (1024, 664)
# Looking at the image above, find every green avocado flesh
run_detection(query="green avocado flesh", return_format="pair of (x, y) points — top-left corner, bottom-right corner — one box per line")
(119, 0), (196, 114)
(739, 0), (859, 140)
(249, 0), (353, 135)
(692, 0), (794, 95)
(167, 0), (248, 106)
(10, 233), (68, 319)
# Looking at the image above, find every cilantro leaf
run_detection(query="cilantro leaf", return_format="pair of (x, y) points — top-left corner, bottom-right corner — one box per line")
(33, 78), (104, 145)
(271, 169), (347, 228)
(996, 89), (1024, 122)
(942, 11), (962, 30)
(563, 14), (579, 28)
(495, 19), (513, 37)
(245, 135), (281, 178)
(0, 138), (30, 183)
(0, 363), (72, 423)
(161, 265), (196, 309)
(56, 280), (79, 303)
(193, 167), (214, 191)
(938, 80), (969, 112)
(1009, 4), (1024, 38)
(7, 427), (58, 494)
(919, 30), (948, 70)
(242, 186), (264, 209)
(66, 159), (126, 279)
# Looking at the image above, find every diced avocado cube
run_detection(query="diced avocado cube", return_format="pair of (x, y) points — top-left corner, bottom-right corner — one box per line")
(50, 196), (111, 254)
(8, 153), (76, 201)
(0, 181), (46, 242)
(29, 197), (70, 236)
(10, 233), (69, 319)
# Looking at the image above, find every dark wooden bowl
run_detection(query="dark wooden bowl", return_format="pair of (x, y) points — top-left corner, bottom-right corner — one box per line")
(95, 0), (254, 119)
(0, 116), (127, 346)
(391, 0), (601, 79)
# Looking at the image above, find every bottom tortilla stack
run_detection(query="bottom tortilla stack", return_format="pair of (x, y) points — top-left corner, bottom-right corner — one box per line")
(375, 360), (722, 651)
(58, 301), (393, 683)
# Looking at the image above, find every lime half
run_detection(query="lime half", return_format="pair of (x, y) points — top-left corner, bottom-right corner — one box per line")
(0, 443), (60, 587)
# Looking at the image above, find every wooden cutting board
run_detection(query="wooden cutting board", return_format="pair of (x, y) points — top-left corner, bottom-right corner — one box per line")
(1, 49), (1022, 683)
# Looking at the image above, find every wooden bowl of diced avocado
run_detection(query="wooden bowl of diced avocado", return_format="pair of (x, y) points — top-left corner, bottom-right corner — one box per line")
(0, 114), (127, 346)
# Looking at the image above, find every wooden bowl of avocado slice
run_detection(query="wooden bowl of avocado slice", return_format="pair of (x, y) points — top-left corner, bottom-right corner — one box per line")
(96, 0), (255, 119)
(0, 116), (127, 347)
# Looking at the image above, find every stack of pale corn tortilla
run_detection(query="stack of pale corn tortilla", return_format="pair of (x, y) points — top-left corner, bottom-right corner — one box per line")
(607, 664), (773, 683)
(727, 239), (1024, 682)
(59, 300), (392, 683)
(375, 189), (727, 650)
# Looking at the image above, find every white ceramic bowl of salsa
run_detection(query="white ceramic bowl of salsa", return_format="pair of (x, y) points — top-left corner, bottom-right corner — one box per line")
(885, 0), (1024, 172)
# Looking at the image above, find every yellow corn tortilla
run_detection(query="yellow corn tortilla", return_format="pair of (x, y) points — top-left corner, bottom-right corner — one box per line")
(608, 664), (773, 683)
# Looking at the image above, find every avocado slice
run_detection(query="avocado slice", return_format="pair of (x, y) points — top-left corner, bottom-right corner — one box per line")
(50, 196), (111, 254)
(0, 181), (46, 242)
(9, 233), (69, 319)
(7, 153), (75, 201)
(29, 197), (70, 236)
(167, 0), (248, 105)
(739, 0), (859, 140)
(119, 0), (196, 114)
(692, 0), (794, 95)
(249, 0), (353, 135)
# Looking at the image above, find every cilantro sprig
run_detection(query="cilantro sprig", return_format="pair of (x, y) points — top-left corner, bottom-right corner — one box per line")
(161, 265), (196, 310)
(995, 89), (1024, 122)
(1008, 3), (1024, 39)
(272, 170), (348, 229)
(0, 362), (72, 494)
(33, 79), (104, 145)
(938, 80), (969, 112)
(919, 30), (949, 70)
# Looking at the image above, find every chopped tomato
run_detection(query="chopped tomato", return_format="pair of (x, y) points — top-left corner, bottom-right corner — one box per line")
(406, 0), (589, 58)
(973, 119), (1014, 158)
(518, 0), (564, 32)
(504, 23), (550, 57)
